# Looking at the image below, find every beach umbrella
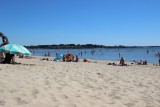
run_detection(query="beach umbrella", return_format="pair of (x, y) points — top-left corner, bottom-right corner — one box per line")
(0, 44), (31, 56)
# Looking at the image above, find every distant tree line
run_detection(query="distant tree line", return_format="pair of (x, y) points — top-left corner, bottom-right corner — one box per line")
(24, 44), (159, 49)
(25, 44), (127, 49)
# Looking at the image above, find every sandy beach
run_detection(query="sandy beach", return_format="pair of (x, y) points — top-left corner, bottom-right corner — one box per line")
(0, 56), (160, 107)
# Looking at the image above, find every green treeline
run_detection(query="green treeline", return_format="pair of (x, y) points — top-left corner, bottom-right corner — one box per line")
(25, 44), (127, 49)
(25, 44), (159, 49)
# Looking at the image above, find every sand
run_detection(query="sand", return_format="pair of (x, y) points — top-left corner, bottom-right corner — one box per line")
(0, 56), (160, 107)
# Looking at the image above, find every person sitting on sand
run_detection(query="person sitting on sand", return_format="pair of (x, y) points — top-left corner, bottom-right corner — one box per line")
(41, 58), (52, 61)
(120, 57), (125, 66)
(111, 57), (127, 66)
(19, 53), (24, 58)
(63, 54), (66, 61)
(143, 60), (147, 65)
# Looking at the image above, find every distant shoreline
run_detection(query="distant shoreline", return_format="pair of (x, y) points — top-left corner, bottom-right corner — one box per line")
(25, 44), (160, 49)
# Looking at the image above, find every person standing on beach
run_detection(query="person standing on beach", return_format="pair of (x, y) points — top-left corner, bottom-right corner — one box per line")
(0, 32), (15, 64)
(56, 51), (58, 58)
(118, 52), (121, 58)
(75, 55), (79, 62)
(81, 52), (82, 57)
(147, 49), (149, 54)
(158, 54), (160, 66)
(48, 51), (50, 57)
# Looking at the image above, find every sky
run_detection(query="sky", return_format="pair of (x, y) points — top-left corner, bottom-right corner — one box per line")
(0, 0), (160, 46)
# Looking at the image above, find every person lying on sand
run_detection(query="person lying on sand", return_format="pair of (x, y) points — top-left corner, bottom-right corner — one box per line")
(83, 59), (90, 62)
(133, 59), (147, 65)
(41, 58), (52, 61)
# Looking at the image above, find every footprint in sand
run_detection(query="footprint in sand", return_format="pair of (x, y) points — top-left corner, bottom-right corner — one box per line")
(105, 98), (116, 104)
(75, 94), (81, 98)
(90, 95), (101, 100)
(58, 81), (68, 86)
(56, 94), (68, 100)
(45, 80), (50, 85)
(32, 89), (39, 99)
(65, 104), (77, 107)
(10, 89), (18, 93)
(56, 87), (63, 90)
(14, 97), (28, 105)
(50, 94), (58, 102)
(124, 102), (135, 107)
(108, 94), (122, 100)
(156, 99), (160, 104)
(0, 90), (4, 92)
(0, 100), (6, 105)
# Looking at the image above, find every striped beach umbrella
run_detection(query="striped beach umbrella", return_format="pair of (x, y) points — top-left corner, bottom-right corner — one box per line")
(0, 44), (31, 56)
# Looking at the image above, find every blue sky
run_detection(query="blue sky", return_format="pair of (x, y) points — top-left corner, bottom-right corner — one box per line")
(0, 0), (160, 46)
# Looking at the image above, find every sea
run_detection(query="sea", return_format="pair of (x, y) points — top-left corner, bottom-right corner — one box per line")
(29, 47), (160, 64)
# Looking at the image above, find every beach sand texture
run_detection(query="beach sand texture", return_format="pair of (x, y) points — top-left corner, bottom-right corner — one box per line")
(0, 57), (160, 107)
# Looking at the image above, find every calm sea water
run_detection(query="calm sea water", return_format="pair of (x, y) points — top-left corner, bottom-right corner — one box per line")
(29, 47), (160, 64)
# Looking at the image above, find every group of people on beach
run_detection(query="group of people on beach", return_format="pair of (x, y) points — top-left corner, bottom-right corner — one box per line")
(62, 54), (79, 62)
(1, 32), (160, 66)
(42, 48), (160, 66)
(61, 54), (79, 62)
